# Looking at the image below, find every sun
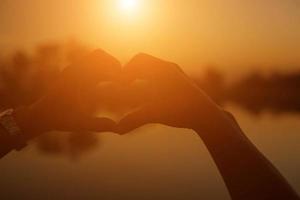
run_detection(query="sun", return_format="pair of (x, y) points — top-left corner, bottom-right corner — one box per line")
(119, 0), (139, 12)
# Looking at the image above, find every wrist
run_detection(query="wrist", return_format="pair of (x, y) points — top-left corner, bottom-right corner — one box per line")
(13, 106), (47, 139)
(191, 106), (238, 137)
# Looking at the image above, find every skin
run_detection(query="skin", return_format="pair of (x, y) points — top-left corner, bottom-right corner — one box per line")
(1, 50), (299, 199)
(117, 53), (231, 133)
(118, 54), (300, 200)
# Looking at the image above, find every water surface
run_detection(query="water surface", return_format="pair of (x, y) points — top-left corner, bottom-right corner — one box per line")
(1, 105), (299, 200)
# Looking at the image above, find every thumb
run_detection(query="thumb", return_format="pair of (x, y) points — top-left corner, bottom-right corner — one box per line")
(79, 116), (117, 133)
(116, 105), (162, 134)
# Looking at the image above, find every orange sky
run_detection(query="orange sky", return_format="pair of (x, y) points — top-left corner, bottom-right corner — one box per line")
(0, 0), (299, 76)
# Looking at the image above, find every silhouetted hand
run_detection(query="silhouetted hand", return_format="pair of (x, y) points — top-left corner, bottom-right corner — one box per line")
(15, 50), (121, 136)
(117, 53), (231, 135)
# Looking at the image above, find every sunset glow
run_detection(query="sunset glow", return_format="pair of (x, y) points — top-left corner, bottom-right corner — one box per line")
(0, 0), (300, 74)
(0, 1), (300, 199)
(119, 0), (139, 13)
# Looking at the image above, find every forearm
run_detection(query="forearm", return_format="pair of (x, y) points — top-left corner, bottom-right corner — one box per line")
(194, 111), (299, 200)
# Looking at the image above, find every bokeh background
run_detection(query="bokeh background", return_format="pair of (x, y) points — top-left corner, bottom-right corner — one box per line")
(0, 0), (300, 199)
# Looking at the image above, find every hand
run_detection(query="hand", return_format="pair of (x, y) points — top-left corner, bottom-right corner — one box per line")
(117, 54), (232, 135)
(15, 50), (121, 137)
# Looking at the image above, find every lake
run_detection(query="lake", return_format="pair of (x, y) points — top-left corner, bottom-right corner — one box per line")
(0, 104), (299, 200)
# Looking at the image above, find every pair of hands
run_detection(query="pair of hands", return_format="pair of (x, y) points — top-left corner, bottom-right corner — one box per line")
(17, 50), (229, 137)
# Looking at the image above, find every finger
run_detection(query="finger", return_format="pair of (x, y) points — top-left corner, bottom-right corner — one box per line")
(122, 53), (195, 100)
(62, 49), (122, 87)
(79, 116), (117, 133)
(122, 53), (184, 83)
(122, 53), (189, 96)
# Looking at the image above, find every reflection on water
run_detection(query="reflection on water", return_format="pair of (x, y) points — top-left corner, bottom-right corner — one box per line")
(36, 132), (100, 160)
(1, 105), (300, 200)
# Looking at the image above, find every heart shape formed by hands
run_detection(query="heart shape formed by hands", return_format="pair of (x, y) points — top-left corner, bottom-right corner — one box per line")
(14, 50), (296, 200)
(26, 49), (222, 137)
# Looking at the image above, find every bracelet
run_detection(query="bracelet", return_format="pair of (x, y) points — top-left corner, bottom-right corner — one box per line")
(0, 109), (27, 151)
